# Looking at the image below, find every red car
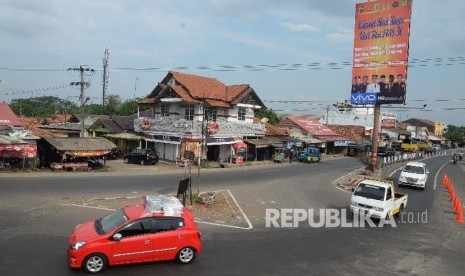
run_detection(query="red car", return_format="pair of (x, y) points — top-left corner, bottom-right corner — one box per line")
(68, 195), (201, 274)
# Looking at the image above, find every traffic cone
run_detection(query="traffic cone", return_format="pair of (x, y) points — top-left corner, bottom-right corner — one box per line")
(442, 175), (447, 186)
(453, 197), (460, 214)
(449, 187), (455, 201)
(456, 205), (464, 223)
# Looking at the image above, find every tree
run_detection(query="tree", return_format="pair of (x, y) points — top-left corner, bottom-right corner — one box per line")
(255, 108), (280, 125)
(105, 94), (122, 115)
(117, 99), (140, 116)
(444, 125), (465, 146)
(82, 94), (122, 115)
(10, 96), (78, 117)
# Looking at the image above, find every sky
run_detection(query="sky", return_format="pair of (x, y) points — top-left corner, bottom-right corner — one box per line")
(0, 0), (464, 126)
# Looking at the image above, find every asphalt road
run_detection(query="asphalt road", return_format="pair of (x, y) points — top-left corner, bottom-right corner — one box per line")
(0, 156), (464, 275)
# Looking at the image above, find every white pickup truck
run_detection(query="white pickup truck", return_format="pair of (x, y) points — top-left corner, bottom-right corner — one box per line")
(350, 179), (408, 219)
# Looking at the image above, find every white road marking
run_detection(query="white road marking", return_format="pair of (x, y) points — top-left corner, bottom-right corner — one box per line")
(195, 189), (253, 230)
(434, 161), (451, 191)
(58, 203), (115, 211)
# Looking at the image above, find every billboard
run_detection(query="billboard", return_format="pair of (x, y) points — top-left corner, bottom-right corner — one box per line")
(351, 0), (412, 106)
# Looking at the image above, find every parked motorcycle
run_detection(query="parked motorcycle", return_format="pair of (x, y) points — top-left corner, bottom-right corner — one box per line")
(88, 157), (104, 168)
(106, 148), (123, 160)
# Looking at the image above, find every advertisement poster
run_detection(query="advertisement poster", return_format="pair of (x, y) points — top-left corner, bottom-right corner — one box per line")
(351, 0), (412, 105)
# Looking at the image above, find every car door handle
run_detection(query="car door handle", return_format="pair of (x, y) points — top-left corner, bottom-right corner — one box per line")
(178, 235), (184, 239)
(145, 240), (150, 244)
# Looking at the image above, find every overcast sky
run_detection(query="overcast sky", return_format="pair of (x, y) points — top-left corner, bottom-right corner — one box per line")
(1, 0), (464, 126)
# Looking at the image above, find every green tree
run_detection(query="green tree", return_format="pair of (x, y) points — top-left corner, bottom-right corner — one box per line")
(10, 96), (78, 117)
(255, 108), (280, 125)
(82, 94), (122, 115)
(444, 125), (465, 146)
(117, 99), (140, 116)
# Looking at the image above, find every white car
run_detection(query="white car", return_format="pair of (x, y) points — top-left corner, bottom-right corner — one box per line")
(398, 161), (429, 189)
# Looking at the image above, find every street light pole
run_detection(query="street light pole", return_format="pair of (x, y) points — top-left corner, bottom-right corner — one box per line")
(197, 102), (205, 194)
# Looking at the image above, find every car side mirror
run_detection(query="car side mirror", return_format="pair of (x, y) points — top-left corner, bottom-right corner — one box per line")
(351, 187), (355, 192)
(112, 233), (122, 241)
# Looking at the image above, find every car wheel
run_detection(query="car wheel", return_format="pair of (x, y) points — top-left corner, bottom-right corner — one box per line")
(124, 158), (129, 164)
(83, 253), (107, 274)
(140, 160), (145, 165)
(176, 247), (196, 264)
(396, 204), (404, 217)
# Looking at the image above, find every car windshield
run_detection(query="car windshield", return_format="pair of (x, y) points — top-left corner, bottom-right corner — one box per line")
(403, 165), (425, 174)
(353, 183), (386, 201)
(95, 209), (129, 234)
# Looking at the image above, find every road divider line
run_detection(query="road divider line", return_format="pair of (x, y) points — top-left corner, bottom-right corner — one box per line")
(227, 189), (253, 230)
(59, 203), (115, 211)
(434, 160), (451, 191)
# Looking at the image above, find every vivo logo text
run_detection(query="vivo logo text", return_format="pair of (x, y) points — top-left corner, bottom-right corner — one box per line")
(351, 93), (377, 105)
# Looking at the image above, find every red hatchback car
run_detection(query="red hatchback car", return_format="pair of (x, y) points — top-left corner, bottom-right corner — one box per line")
(68, 195), (201, 274)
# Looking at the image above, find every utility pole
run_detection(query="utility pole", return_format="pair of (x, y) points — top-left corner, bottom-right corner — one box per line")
(102, 48), (109, 105)
(68, 65), (95, 137)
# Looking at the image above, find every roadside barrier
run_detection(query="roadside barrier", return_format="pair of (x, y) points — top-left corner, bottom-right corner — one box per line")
(442, 175), (464, 224)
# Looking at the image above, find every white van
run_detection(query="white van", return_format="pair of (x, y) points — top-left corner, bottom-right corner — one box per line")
(398, 161), (429, 189)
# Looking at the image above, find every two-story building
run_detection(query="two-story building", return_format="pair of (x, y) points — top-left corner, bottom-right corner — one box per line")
(135, 71), (266, 163)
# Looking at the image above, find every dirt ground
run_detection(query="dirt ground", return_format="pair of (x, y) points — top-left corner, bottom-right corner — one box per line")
(189, 190), (249, 227)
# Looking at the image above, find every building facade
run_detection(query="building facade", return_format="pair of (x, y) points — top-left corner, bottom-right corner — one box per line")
(135, 71), (266, 164)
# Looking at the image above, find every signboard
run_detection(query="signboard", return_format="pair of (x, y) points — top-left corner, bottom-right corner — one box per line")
(183, 151), (195, 160)
(334, 141), (351, 147)
(351, 0), (412, 105)
(381, 113), (397, 128)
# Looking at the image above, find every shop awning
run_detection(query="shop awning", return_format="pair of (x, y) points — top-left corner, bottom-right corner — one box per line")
(104, 133), (144, 140)
(206, 137), (237, 145)
(244, 138), (283, 148)
(0, 143), (37, 158)
(64, 150), (110, 157)
(43, 137), (117, 155)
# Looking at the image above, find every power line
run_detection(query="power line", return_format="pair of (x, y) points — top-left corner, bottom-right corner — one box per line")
(0, 56), (464, 73)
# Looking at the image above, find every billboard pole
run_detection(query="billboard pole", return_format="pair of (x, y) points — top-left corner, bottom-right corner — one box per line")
(370, 104), (381, 171)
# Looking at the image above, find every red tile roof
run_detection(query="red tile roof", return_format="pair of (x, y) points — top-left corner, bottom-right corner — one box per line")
(18, 117), (59, 138)
(287, 115), (340, 137)
(0, 102), (23, 126)
(146, 71), (264, 108)
(253, 117), (288, 136)
(170, 71), (228, 100)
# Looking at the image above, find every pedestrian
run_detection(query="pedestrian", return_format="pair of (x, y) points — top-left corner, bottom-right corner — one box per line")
(289, 149), (294, 163)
